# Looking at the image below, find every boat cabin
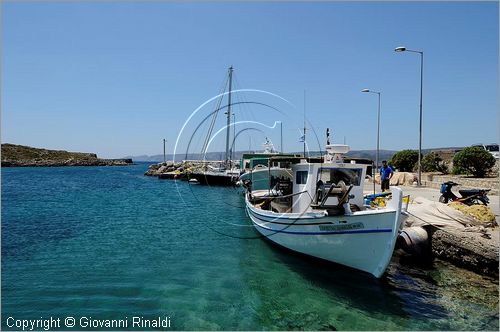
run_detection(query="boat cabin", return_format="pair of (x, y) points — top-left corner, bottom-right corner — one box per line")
(247, 144), (368, 215)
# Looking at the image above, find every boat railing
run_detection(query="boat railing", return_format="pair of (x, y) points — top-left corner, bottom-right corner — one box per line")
(249, 190), (313, 202)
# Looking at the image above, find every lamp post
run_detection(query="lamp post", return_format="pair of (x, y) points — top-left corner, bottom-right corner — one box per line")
(361, 89), (381, 194)
(395, 46), (424, 186)
(163, 139), (167, 164)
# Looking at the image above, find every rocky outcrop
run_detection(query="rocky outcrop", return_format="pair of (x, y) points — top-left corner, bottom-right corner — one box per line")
(1, 144), (133, 167)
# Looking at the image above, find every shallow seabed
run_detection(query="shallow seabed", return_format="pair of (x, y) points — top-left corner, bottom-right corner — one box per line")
(2, 164), (498, 330)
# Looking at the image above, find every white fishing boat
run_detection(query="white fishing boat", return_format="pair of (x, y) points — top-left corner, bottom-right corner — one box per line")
(244, 144), (403, 278)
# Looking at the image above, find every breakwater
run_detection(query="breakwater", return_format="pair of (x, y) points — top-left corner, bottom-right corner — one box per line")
(144, 160), (232, 178)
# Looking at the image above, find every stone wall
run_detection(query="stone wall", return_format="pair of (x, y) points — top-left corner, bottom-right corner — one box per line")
(421, 173), (499, 195)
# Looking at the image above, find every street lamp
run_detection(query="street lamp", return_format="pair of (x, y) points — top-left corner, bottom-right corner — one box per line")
(395, 45), (424, 186)
(362, 89), (381, 194)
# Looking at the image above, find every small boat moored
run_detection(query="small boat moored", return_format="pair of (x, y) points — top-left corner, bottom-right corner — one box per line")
(243, 144), (404, 278)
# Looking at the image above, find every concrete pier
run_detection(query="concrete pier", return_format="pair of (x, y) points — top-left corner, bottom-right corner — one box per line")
(430, 227), (498, 278)
(365, 181), (499, 277)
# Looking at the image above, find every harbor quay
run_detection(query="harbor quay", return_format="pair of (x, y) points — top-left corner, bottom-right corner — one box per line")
(363, 182), (499, 278)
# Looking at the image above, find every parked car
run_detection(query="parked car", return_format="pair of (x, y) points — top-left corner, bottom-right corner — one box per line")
(472, 143), (499, 159)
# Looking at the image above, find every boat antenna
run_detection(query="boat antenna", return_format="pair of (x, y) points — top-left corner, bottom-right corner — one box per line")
(225, 66), (233, 166)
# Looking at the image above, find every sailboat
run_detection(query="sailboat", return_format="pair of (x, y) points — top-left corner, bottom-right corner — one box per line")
(189, 66), (241, 186)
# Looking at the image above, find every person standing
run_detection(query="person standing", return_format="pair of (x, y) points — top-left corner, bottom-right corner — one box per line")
(380, 160), (393, 192)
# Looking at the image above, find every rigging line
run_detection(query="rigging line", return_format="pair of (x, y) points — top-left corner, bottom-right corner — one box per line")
(201, 73), (229, 156)
(202, 75), (227, 154)
(184, 102), (285, 160)
(231, 75), (245, 121)
(202, 93), (224, 155)
(233, 76), (257, 151)
(233, 74), (255, 124)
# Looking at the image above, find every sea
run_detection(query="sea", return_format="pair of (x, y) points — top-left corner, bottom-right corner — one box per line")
(2, 163), (498, 331)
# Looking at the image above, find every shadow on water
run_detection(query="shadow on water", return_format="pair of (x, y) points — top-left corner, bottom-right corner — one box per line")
(238, 226), (473, 330)
(260, 238), (410, 317)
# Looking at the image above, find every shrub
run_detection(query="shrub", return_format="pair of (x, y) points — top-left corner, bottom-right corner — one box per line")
(421, 152), (449, 174)
(452, 164), (469, 175)
(452, 146), (496, 178)
(389, 150), (419, 172)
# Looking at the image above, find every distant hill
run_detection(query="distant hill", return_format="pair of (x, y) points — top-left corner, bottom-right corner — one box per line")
(1, 144), (133, 167)
(124, 149), (399, 163)
(126, 147), (466, 163)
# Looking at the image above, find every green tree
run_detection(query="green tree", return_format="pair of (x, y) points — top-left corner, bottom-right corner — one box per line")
(421, 152), (449, 174)
(389, 150), (419, 172)
(452, 146), (496, 178)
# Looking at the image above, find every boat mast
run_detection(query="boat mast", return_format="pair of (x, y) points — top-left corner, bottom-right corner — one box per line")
(225, 66), (233, 166)
(303, 90), (306, 157)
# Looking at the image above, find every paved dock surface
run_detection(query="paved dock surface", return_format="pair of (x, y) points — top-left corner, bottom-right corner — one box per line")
(364, 181), (499, 277)
(363, 181), (499, 223)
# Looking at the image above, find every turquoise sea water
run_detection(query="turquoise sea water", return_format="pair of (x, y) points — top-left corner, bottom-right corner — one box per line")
(2, 164), (498, 331)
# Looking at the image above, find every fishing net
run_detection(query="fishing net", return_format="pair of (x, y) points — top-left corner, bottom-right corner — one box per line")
(448, 202), (497, 224)
(403, 197), (497, 232)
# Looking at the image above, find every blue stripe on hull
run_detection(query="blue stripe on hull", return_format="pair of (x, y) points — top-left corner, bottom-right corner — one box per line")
(249, 210), (393, 235)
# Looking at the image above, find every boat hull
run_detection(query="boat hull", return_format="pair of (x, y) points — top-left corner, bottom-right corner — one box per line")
(246, 188), (403, 277)
(189, 171), (238, 186)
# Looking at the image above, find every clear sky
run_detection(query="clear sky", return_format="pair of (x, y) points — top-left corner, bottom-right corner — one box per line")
(2, 1), (498, 158)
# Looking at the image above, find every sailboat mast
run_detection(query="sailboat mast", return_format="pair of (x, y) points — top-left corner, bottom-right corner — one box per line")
(225, 66), (233, 165)
(303, 90), (306, 157)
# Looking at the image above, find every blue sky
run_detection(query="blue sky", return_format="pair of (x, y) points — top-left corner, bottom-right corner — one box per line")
(2, 1), (498, 158)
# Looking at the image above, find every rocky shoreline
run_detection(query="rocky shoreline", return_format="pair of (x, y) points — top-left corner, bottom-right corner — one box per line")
(1, 143), (133, 167)
(1, 158), (133, 167)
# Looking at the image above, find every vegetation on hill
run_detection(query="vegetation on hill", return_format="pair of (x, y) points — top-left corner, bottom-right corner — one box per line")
(1, 144), (132, 167)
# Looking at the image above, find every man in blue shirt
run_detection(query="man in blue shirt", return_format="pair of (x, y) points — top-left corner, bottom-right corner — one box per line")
(380, 160), (394, 192)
